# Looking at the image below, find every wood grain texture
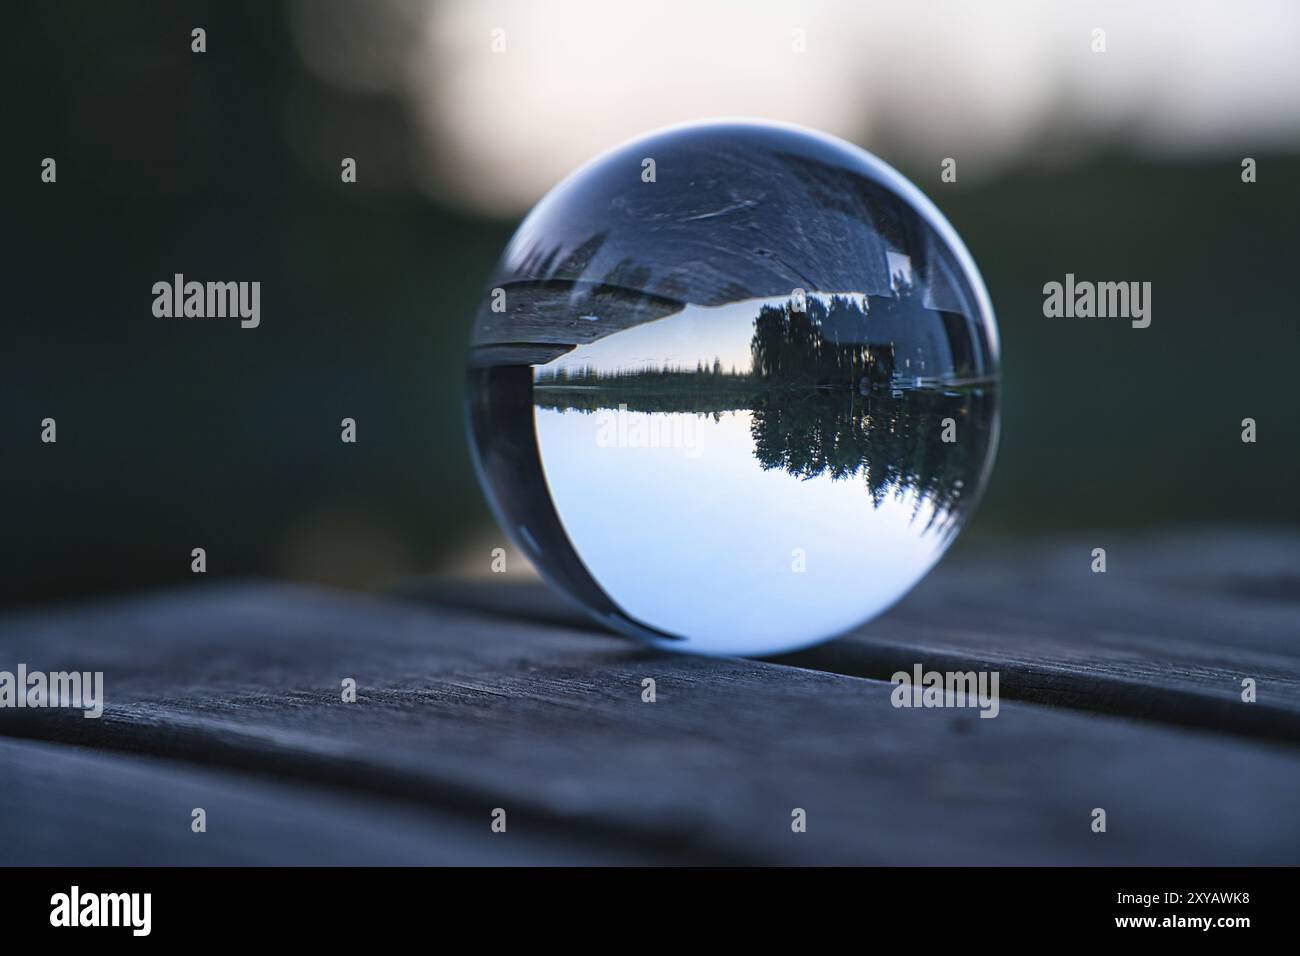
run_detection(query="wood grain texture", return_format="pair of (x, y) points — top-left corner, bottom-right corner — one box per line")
(0, 737), (672, 866)
(2, 560), (1298, 865)
(471, 125), (904, 350)
(793, 531), (1300, 743)
(408, 531), (1300, 743)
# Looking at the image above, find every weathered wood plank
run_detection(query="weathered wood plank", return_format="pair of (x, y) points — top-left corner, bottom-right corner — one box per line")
(802, 530), (1300, 741)
(0, 737), (670, 866)
(471, 124), (914, 350)
(2, 582), (1297, 865)
(406, 531), (1300, 742)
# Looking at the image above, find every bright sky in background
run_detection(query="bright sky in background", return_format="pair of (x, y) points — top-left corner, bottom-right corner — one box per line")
(293, 0), (1300, 216)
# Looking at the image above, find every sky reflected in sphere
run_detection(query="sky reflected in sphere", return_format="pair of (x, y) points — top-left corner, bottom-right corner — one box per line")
(467, 121), (999, 656)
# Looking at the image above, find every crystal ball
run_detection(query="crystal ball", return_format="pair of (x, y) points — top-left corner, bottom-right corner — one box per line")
(466, 120), (999, 657)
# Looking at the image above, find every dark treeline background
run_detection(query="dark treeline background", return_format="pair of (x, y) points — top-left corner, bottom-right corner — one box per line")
(2, 1), (1296, 607)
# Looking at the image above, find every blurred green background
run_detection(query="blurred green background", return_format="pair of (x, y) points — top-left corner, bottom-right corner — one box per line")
(3, 1), (1297, 607)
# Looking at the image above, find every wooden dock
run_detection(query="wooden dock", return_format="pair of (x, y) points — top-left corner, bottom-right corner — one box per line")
(2, 530), (1297, 865)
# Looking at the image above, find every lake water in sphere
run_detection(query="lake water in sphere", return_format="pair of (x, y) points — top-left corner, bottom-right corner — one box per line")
(466, 121), (999, 656)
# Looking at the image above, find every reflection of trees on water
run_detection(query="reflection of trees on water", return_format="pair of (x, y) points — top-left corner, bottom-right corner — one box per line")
(752, 293), (897, 387)
(536, 358), (752, 390)
(537, 286), (962, 392)
(532, 292), (993, 532)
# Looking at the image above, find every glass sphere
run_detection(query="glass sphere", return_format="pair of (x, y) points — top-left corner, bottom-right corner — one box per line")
(466, 120), (999, 657)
